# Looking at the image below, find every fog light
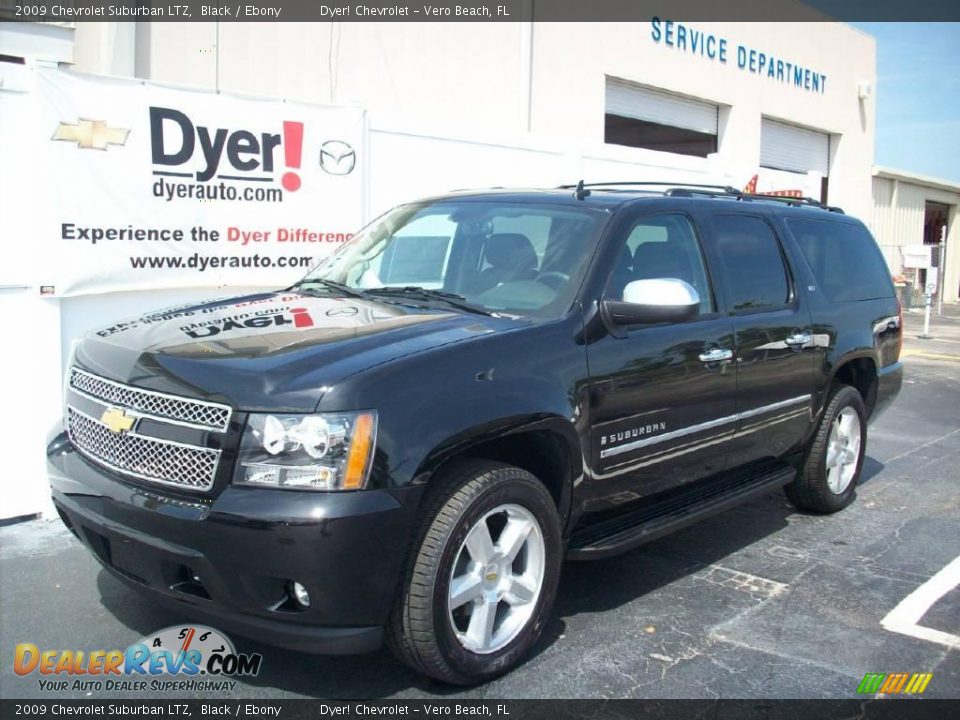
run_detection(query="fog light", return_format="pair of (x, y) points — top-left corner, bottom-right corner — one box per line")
(291, 581), (311, 608)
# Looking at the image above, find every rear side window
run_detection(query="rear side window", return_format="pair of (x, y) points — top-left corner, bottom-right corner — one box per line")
(787, 219), (894, 302)
(711, 215), (790, 312)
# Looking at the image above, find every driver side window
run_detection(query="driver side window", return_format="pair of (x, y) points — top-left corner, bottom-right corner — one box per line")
(607, 213), (715, 314)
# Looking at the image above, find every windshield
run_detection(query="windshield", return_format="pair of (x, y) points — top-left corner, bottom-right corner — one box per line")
(299, 200), (610, 318)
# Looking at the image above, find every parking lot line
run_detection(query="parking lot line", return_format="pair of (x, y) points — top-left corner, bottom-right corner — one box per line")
(880, 554), (960, 649)
(882, 427), (960, 464)
(901, 349), (960, 362)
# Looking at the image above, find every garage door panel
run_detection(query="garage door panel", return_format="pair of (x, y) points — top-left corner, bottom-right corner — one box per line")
(760, 118), (830, 175)
(606, 78), (719, 135)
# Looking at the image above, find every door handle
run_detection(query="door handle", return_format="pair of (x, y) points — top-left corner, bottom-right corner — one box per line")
(699, 348), (734, 363)
(785, 332), (812, 348)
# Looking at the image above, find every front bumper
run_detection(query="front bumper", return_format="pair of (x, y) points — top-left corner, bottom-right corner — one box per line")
(48, 431), (423, 654)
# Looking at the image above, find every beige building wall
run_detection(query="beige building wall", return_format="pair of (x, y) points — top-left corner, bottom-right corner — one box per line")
(69, 20), (876, 218)
(124, 21), (527, 138)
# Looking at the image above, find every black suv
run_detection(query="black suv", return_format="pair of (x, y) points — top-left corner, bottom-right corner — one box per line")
(49, 182), (903, 684)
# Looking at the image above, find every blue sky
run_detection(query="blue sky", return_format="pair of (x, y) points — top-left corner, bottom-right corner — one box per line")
(850, 23), (960, 183)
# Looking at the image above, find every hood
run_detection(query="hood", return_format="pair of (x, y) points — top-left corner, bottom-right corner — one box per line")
(73, 291), (522, 411)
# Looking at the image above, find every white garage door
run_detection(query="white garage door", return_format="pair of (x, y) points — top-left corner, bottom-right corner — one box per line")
(605, 78), (719, 135)
(760, 118), (830, 175)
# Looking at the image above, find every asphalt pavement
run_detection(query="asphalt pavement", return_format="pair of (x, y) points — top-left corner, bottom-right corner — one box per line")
(2, 309), (958, 700)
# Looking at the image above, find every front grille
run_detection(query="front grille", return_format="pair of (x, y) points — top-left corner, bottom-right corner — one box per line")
(69, 368), (231, 432)
(67, 407), (220, 492)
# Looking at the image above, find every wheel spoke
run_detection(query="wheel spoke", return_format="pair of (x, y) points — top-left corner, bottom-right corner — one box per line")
(839, 411), (857, 440)
(449, 573), (484, 610)
(497, 517), (533, 561)
(825, 444), (840, 469)
(827, 463), (842, 493)
(848, 437), (862, 463)
(464, 520), (496, 564)
(504, 575), (537, 606)
(466, 598), (498, 650)
(833, 419), (846, 442)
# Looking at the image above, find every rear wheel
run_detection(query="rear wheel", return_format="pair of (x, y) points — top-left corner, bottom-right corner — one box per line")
(388, 460), (561, 684)
(786, 384), (867, 513)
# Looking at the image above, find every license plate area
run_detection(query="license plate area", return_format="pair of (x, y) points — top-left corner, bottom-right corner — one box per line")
(108, 536), (153, 586)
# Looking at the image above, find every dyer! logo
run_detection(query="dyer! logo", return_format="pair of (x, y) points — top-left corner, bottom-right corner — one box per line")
(150, 107), (304, 191)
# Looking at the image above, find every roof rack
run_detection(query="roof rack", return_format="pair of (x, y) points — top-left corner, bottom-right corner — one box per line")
(739, 192), (844, 214)
(558, 181), (742, 194)
(557, 180), (844, 213)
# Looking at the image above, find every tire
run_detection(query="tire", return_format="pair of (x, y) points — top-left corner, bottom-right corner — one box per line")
(786, 384), (868, 513)
(387, 459), (562, 684)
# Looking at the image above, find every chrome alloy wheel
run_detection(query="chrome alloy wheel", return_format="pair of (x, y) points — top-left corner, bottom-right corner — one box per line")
(448, 504), (546, 654)
(826, 406), (862, 494)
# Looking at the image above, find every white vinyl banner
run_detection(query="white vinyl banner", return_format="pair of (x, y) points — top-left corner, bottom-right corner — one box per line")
(4, 68), (364, 296)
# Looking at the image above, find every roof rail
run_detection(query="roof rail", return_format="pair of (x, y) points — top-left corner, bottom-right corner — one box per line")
(739, 192), (845, 214)
(556, 181), (844, 213)
(558, 181), (741, 194)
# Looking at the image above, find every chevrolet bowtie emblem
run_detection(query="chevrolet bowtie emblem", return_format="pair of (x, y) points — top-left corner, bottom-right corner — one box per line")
(52, 119), (130, 150)
(101, 407), (135, 434)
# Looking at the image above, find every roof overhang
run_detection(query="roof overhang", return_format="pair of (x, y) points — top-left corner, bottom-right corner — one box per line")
(873, 166), (960, 196)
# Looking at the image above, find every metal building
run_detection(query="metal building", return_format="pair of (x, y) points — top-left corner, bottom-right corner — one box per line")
(872, 167), (960, 306)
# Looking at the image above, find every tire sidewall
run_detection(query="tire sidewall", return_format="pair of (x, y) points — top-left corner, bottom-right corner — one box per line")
(431, 475), (561, 681)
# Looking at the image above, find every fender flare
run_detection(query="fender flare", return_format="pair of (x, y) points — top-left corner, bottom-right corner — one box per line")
(412, 412), (584, 526)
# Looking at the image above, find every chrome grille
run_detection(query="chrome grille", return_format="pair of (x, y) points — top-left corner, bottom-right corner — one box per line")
(69, 368), (231, 432)
(67, 407), (219, 492)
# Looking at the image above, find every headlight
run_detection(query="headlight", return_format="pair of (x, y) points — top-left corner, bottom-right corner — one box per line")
(234, 411), (377, 491)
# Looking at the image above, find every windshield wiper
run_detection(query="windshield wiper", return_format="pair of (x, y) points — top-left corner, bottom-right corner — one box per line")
(290, 279), (367, 299)
(364, 287), (498, 317)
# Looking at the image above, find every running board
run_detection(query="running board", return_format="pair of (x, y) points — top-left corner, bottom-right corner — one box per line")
(567, 465), (796, 560)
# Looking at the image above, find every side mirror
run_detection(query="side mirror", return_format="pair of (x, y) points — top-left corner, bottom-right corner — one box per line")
(604, 278), (701, 327)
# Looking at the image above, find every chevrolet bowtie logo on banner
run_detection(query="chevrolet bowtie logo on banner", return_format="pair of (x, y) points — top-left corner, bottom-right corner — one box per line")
(52, 119), (130, 150)
(100, 407), (136, 434)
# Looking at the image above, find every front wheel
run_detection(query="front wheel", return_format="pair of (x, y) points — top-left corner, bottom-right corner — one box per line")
(786, 384), (867, 513)
(388, 460), (562, 684)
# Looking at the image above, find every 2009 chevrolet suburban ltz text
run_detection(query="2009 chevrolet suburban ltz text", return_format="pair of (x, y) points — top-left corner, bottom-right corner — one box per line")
(49, 182), (903, 683)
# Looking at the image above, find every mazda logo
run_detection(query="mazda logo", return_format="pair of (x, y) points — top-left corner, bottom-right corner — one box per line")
(319, 140), (356, 175)
(326, 307), (359, 317)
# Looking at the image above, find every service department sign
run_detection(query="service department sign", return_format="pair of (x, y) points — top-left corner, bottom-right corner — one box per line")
(650, 17), (829, 95)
